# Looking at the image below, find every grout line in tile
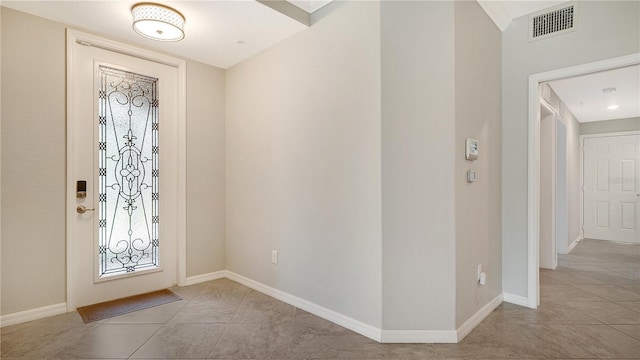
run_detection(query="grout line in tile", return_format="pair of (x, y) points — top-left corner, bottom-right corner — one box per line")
(205, 323), (229, 360)
(122, 323), (164, 360)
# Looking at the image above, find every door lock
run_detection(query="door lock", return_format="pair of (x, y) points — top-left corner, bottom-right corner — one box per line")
(76, 205), (95, 214)
(76, 180), (87, 198)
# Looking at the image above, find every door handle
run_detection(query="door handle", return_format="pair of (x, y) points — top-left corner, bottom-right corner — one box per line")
(77, 205), (95, 214)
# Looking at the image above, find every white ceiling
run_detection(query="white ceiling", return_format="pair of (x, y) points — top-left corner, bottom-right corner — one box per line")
(548, 65), (640, 123)
(477, 0), (570, 31)
(2, 0), (575, 69)
(1, 0), (309, 69)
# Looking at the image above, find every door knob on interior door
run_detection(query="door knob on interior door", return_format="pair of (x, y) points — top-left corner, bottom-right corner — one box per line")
(77, 205), (95, 214)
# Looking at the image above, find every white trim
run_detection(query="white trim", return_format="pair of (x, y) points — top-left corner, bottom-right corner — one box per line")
(65, 29), (187, 311)
(0, 273), (500, 343)
(567, 234), (582, 253)
(185, 271), (227, 286)
(580, 130), (640, 139)
(224, 271), (382, 342)
(66, 29), (78, 311)
(527, 74), (541, 309)
(527, 53), (640, 311)
(456, 294), (503, 342)
(0, 303), (67, 328)
(502, 292), (529, 307)
(381, 330), (457, 344)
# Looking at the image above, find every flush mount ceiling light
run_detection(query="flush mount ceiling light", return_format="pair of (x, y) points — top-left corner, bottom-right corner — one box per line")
(607, 104), (620, 110)
(132, 3), (185, 42)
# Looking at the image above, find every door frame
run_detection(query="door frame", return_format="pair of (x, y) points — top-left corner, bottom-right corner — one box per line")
(580, 130), (640, 242)
(526, 52), (640, 309)
(538, 99), (558, 270)
(66, 29), (187, 311)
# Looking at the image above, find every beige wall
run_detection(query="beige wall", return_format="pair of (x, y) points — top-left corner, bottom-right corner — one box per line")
(227, 0), (504, 332)
(186, 60), (226, 277)
(580, 117), (640, 135)
(2, 1), (505, 336)
(225, 1), (383, 327)
(454, 0), (502, 327)
(0, 8), (225, 315)
(1, 7), (67, 315)
(381, 0), (456, 330)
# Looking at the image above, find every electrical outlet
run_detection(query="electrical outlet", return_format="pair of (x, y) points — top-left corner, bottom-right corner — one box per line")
(479, 272), (487, 285)
(271, 250), (278, 265)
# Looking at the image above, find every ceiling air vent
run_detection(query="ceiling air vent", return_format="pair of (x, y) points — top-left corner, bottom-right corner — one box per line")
(529, 2), (578, 42)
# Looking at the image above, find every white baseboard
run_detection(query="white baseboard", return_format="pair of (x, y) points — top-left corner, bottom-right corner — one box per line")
(502, 292), (529, 307)
(567, 235), (582, 253)
(0, 272), (503, 344)
(381, 330), (457, 343)
(381, 294), (503, 343)
(0, 302), (67, 328)
(224, 271), (382, 342)
(456, 293), (503, 342)
(185, 270), (227, 286)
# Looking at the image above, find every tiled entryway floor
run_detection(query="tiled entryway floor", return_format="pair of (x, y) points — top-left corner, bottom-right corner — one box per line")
(2, 239), (639, 359)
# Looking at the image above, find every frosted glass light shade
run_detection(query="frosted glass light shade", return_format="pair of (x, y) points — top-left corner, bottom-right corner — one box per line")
(132, 3), (185, 42)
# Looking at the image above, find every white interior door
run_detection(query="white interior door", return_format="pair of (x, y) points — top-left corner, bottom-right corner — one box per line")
(68, 36), (180, 308)
(583, 134), (640, 244)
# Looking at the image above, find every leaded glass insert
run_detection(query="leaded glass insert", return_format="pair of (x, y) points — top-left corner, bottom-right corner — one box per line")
(98, 66), (159, 278)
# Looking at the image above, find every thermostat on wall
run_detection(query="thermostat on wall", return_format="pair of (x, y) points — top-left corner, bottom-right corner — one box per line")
(465, 138), (478, 160)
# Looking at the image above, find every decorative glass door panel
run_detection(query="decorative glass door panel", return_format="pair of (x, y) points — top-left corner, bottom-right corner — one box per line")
(98, 66), (160, 278)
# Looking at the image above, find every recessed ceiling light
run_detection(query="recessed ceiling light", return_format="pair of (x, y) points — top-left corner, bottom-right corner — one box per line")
(602, 87), (617, 94)
(607, 105), (619, 110)
(132, 3), (185, 42)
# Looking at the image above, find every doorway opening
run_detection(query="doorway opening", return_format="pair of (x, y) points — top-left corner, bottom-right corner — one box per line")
(526, 53), (640, 308)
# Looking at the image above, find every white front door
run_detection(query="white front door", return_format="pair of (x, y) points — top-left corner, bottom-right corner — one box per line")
(68, 33), (181, 308)
(583, 134), (640, 244)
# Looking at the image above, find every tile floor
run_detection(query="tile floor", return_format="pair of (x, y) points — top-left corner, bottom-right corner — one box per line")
(1, 239), (639, 359)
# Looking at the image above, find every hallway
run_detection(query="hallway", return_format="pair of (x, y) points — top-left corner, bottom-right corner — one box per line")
(1, 239), (639, 359)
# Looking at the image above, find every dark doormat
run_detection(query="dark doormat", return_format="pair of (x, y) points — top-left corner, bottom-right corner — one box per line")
(77, 289), (182, 323)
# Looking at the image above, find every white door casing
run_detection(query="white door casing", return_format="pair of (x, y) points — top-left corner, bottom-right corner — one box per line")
(527, 54), (640, 309)
(583, 133), (640, 244)
(66, 30), (187, 310)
